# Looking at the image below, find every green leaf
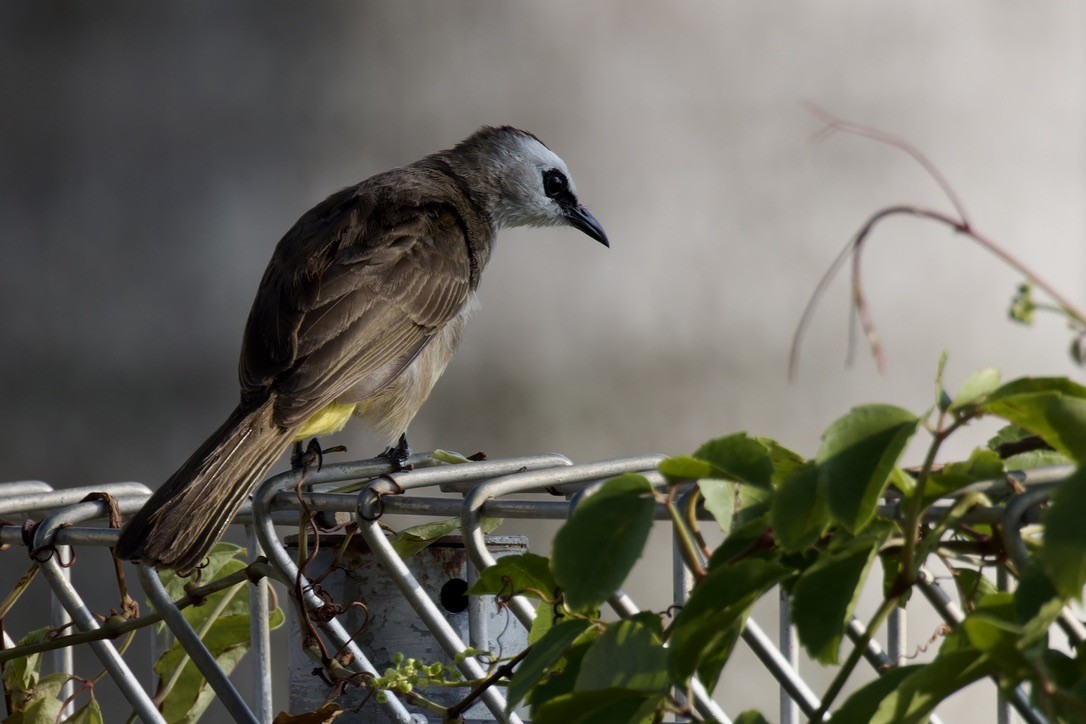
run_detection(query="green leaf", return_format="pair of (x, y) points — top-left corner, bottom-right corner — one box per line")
(507, 619), (593, 714)
(693, 433), (775, 488)
(1040, 467), (1086, 598)
(526, 629), (599, 709)
(658, 456), (717, 482)
(532, 689), (658, 724)
(707, 518), (772, 570)
(951, 567), (998, 612)
(935, 349), (951, 413)
(430, 449), (472, 464)
(861, 648), (995, 724)
(16, 695), (63, 724)
(734, 711), (772, 724)
(925, 448), (1004, 501)
(698, 478), (771, 535)
(987, 423), (1035, 451)
(949, 367), (1001, 411)
(1014, 560), (1064, 635)
(961, 576), (1061, 678)
(832, 665), (920, 723)
(2, 627), (49, 698)
(960, 595), (1026, 670)
(1005, 449), (1071, 470)
(529, 599), (558, 643)
(757, 437), (806, 486)
(154, 543), (284, 724)
(29, 673), (71, 703)
(693, 433), (783, 534)
(1009, 282), (1035, 325)
(668, 559), (791, 686)
(983, 377), (1086, 462)
(469, 552), (556, 600)
(552, 475), (656, 612)
(697, 478), (735, 534)
(65, 699), (105, 724)
(770, 462), (829, 551)
(816, 404), (919, 533)
(791, 526), (889, 664)
(887, 466), (916, 496)
(390, 516), (502, 559)
(575, 614), (668, 693)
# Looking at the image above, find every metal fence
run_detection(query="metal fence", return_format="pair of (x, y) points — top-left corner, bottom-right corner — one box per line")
(0, 454), (1073, 723)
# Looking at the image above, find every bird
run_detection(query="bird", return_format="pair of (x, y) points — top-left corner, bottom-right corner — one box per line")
(115, 126), (609, 574)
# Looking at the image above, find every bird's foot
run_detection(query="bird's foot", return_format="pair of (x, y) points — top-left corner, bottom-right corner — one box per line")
(378, 433), (413, 471)
(292, 439), (347, 472)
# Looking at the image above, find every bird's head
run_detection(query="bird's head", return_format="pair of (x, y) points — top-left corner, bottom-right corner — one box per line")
(452, 126), (609, 247)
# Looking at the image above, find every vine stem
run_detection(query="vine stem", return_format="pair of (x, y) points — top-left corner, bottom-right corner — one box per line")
(810, 595), (900, 722)
(445, 647), (530, 719)
(152, 579), (245, 705)
(791, 106), (1086, 378)
(0, 560), (278, 665)
(898, 413), (971, 590)
(665, 486), (707, 582)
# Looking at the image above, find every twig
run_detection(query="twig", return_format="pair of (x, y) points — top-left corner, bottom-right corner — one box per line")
(445, 647), (530, 720)
(804, 103), (972, 227)
(0, 560), (277, 665)
(810, 595), (900, 722)
(791, 108), (1086, 378)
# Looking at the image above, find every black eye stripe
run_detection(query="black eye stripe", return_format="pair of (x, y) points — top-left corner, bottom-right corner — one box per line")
(542, 169), (568, 199)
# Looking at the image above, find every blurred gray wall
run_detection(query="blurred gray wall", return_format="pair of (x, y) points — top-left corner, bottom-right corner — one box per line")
(1, 2), (1083, 721)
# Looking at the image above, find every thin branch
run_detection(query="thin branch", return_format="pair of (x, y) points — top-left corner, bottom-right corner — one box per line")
(804, 103), (972, 228)
(791, 205), (1086, 377)
(0, 560), (278, 665)
(792, 107), (1086, 378)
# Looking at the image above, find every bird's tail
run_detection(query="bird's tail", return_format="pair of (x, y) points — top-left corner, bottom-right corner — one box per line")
(115, 402), (291, 575)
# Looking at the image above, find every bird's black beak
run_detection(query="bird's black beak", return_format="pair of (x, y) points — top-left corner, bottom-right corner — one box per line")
(563, 204), (609, 247)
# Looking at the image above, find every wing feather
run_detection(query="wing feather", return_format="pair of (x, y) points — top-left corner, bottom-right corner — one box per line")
(238, 181), (475, 429)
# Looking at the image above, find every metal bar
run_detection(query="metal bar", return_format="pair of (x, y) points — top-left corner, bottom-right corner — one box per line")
(608, 590), (731, 724)
(743, 619), (822, 719)
(247, 525), (274, 724)
(0, 482), (152, 517)
(1000, 485), (1086, 650)
(779, 589), (799, 724)
(1002, 486), (1056, 573)
(137, 565), (259, 724)
(1, 524), (130, 547)
(673, 533), (694, 606)
(250, 467), (420, 724)
(459, 456), (663, 629)
(0, 481), (53, 496)
(52, 544), (75, 718)
(997, 567), (1011, 724)
(918, 569), (1046, 724)
(844, 616), (893, 672)
(887, 607), (905, 666)
(31, 500), (166, 724)
(466, 560), (490, 653)
(355, 517), (519, 723)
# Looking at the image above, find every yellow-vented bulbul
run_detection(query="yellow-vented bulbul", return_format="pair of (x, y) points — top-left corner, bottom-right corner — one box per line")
(115, 126), (608, 574)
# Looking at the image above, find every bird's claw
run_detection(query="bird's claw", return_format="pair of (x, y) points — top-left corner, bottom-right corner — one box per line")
(378, 433), (413, 471)
(292, 439), (347, 472)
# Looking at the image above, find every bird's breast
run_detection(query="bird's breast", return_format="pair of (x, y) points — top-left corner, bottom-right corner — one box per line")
(348, 293), (479, 442)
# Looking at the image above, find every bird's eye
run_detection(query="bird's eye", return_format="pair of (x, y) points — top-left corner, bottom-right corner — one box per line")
(542, 169), (568, 199)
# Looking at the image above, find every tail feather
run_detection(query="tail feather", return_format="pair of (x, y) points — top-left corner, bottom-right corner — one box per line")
(116, 403), (291, 574)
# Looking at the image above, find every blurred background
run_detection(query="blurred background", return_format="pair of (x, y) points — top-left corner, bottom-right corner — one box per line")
(1, 2), (1083, 721)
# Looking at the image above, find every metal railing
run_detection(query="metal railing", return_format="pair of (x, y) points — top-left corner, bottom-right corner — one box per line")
(0, 455), (1074, 723)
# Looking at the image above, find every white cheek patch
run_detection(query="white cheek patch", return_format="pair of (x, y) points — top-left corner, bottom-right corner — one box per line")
(490, 135), (579, 230)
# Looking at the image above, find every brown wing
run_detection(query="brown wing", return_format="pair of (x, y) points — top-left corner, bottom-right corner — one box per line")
(238, 180), (474, 430)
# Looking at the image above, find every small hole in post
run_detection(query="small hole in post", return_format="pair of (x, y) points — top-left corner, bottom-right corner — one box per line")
(440, 578), (469, 613)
